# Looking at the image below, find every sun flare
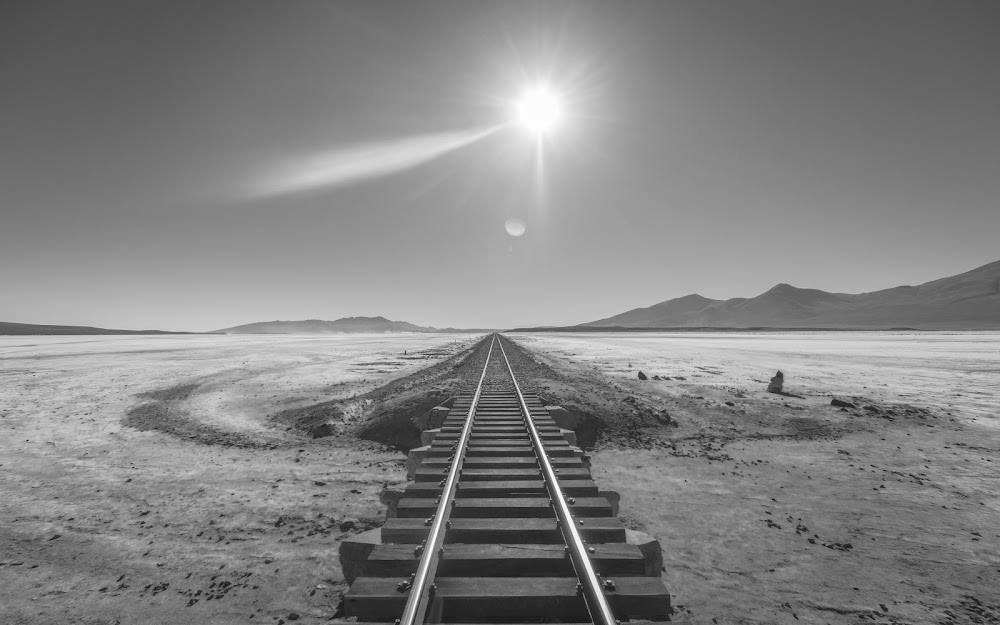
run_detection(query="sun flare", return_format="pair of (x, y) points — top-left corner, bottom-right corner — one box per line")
(516, 86), (561, 134)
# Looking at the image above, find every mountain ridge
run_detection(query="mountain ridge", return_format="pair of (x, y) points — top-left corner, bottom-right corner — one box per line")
(581, 259), (1000, 330)
(0, 322), (190, 336)
(212, 316), (436, 334)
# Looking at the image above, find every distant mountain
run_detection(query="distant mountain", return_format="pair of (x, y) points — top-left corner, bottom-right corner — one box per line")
(0, 322), (186, 335)
(582, 259), (1000, 330)
(212, 316), (435, 334)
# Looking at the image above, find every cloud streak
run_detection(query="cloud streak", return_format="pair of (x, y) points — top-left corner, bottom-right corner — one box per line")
(248, 125), (501, 199)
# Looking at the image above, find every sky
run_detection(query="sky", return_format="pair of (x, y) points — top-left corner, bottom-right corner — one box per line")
(2, 0), (998, 331)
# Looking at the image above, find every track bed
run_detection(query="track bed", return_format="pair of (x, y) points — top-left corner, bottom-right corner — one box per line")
(344, 335), (671, 623)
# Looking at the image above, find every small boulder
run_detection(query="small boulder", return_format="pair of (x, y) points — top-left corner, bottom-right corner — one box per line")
(767, 371), (784, 393)
(830, 397), (855, 409)
(637, 371), (648, 380)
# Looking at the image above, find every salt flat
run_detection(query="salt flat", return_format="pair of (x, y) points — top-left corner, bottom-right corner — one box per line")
(0, 333), (478, 625)
(515, 331), (1000, 421)
(515, 331), (1000, 624)
(1, 331), (997, 624)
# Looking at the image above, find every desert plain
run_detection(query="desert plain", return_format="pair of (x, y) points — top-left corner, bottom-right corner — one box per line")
(1, 331), (998, 625)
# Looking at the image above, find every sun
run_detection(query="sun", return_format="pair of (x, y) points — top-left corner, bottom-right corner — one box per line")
(516, 86), (561, 135)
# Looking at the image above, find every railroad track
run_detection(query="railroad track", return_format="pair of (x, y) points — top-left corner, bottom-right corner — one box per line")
(344, 334), (671, 623)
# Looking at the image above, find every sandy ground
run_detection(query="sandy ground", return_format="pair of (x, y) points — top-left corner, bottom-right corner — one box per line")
(0, 334), (478, 625)
(514, 332), (1000, 420)
(1, 331), (998, 624)
(515, 332), (1000, 624)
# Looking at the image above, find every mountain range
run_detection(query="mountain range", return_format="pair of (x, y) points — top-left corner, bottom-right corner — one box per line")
(5, 261), (998, 335)
(0, 322), (187, 335)
(212, 316), (435, 334)
(580, 259), (1000, 330)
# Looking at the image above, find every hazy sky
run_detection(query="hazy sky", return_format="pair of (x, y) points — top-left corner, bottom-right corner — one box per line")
(2, 1), (998, 331)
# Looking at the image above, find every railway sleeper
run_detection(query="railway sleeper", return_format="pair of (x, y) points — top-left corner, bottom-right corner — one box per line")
(439, 422), (538, 430)
(419, 457), (586, 470)
(345, 576), (671, 622)
(437, 424), (561, 432)
(435, 433), (560, 441)
(426, 446), (580, 458)
(361, 543), (647, 577)
(413, 467), (593, 482)
(437, 427), (563, 435)
(404, 479), (599, 498)
(438, 423), (562, 439)
(395, 496), (613, 518)
(379, 517), (625, 544)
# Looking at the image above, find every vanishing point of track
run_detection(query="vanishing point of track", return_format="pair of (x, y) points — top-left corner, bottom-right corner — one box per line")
(344, 334), (672, 623)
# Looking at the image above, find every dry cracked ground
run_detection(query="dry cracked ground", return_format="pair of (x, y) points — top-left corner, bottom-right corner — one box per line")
(0, 332), (997, 625)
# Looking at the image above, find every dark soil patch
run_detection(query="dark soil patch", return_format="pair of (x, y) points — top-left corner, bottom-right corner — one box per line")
(353, 338), (493, 450)
(125, 381), (281, 448)
(534, 378), (673, 449)
(782, 416), (836, 439)
(121, 335), (707, 453)
(124, 401), (279, 449)
(942, 594), (1000, 625)
(136, 383), (199, 402)
(271, 401), (344, 438)
(505, 337), (673, 449)
(355, 388), (456, 451)
(349, 334), (667, 452)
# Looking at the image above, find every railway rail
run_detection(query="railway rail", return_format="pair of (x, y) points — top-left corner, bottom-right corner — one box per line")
(344, 334), (671, 623)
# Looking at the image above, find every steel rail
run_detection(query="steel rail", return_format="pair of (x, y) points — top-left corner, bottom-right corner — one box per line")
(397, 333), (497, 625)
(497, 335), (618, 625)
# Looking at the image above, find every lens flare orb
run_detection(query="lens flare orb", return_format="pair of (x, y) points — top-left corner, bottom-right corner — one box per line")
(505, 218), (527, 237)
(516, 87), (561, 134)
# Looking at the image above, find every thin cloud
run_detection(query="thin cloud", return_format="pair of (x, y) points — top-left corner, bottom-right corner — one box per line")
(247, 125), (501, 199)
